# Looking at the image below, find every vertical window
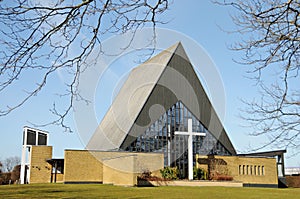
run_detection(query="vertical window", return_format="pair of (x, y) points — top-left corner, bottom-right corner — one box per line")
(262, 166), (265, 175)
(38, 132), (47, 145)
(254, 166), (257, 175)
(258, 166), (261, 175)
(250, 165), (253, 175)
(246, 165), (249, 175)
(239, 165), (242, 175)
(243, 165), (245, 175)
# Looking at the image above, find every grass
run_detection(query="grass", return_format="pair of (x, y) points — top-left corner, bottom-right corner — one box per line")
(0, 183), (299, 199)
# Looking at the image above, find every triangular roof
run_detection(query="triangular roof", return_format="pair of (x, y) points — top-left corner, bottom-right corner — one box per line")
(87, 42), (236, 155)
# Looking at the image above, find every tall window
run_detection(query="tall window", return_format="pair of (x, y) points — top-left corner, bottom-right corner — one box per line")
(125, 101), (232, 171)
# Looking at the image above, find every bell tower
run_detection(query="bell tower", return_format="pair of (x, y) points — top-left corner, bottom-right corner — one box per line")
(20, 126), (48, 184)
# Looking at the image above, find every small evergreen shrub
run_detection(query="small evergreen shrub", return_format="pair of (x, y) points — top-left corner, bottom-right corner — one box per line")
(193, 167), (208, 180)
(160, 167), (179, 180)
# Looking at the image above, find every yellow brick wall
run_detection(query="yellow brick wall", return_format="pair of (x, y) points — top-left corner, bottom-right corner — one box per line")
(29, 146), (52, 183)
(103, 155), (137, 186)
(64, 150), (103, 183)
(133, 153), (164, 176)
(54, 173), (64, 183)
(102, 152), (164, 186)
(196, 155), (278, 185)
(64, 150), (164, 186)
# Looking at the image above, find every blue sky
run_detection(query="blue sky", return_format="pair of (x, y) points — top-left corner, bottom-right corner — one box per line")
(1, 1), (299, 167)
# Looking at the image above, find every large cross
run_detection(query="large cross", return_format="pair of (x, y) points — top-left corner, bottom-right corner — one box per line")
(174, 118), (206, 180)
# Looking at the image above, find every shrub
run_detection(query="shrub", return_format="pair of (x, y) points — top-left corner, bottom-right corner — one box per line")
(0, 172), (11, 185)
(211, 174), (233, 181)
(160, 167), (179, 180)
(139, 170), (152, 180)
(137, 170), (166, 184)
(193, 167), (208, 180)
(11, 165), (21, 183)
(286, 176), (300, 188)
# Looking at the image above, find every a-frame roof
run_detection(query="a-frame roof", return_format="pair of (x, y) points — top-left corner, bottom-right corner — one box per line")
(87, 42), (236, 155)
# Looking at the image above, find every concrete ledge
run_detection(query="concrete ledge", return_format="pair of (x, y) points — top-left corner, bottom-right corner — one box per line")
(138, 180), (243, 187)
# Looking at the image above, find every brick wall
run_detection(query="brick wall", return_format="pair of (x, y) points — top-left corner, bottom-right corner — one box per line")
(102, 152), (164, 186)
(64, 150), (164, 186)
(64, 150), (103, 183)
(197, 155), (278, 185)
(103, 155), (137, 186)
(29, 146), (52, 183)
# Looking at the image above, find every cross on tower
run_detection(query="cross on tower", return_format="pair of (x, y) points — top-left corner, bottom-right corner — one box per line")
(174, 118), (206, 180)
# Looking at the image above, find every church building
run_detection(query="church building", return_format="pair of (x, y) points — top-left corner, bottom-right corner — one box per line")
(20, 43), (286, 187)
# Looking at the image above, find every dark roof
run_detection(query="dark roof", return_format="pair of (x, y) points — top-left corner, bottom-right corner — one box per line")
(238, 150), (287, 157)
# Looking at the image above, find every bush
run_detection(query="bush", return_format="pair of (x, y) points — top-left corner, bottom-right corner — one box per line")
(11, 165), (21, 183)
(160, 167), (179, 180)
(193, 167), (208, 180)
(209, 171), (233, 181)
(137, 170), (165, 182)
(286, 176), (300, 188)
(0, 172), (11, 185)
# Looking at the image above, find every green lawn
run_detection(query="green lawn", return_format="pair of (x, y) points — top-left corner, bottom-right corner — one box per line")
(0, 184), (299, 199)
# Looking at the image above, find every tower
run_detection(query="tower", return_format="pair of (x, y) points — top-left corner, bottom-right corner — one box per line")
(20, 127), (48, 184)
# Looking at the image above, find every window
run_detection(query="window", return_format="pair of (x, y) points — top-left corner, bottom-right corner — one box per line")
(27, 129), (36, 145)
(239, 165), (264, 176)
(239, 165), (242, 175)
(38, 132), (47, 145)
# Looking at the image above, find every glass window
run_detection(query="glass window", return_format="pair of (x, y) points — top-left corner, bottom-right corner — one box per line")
(125, 101), (233, 175)
(38, 132), (47, 145)
(27, 129), (36, 145)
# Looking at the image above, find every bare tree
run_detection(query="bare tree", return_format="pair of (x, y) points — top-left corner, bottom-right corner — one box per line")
(0, 0), (169, 132)
(216, 0), (300, 151)
(2, 156), (20, 172)
(11, 165), (21, 183)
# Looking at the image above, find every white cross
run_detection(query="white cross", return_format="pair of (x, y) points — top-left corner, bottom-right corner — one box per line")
(174, 118), (206, 180)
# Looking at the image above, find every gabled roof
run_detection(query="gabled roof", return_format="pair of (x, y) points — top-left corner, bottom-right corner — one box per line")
(87, 42), (236, 155)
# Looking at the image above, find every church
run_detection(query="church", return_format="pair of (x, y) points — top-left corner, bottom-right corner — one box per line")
(20, 42), (286, 187)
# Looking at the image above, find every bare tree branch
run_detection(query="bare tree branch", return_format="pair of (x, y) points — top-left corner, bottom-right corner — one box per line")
(1, 156), (20, 172)
(216, 0), (300, 151)
(0, 0), (170, 132)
